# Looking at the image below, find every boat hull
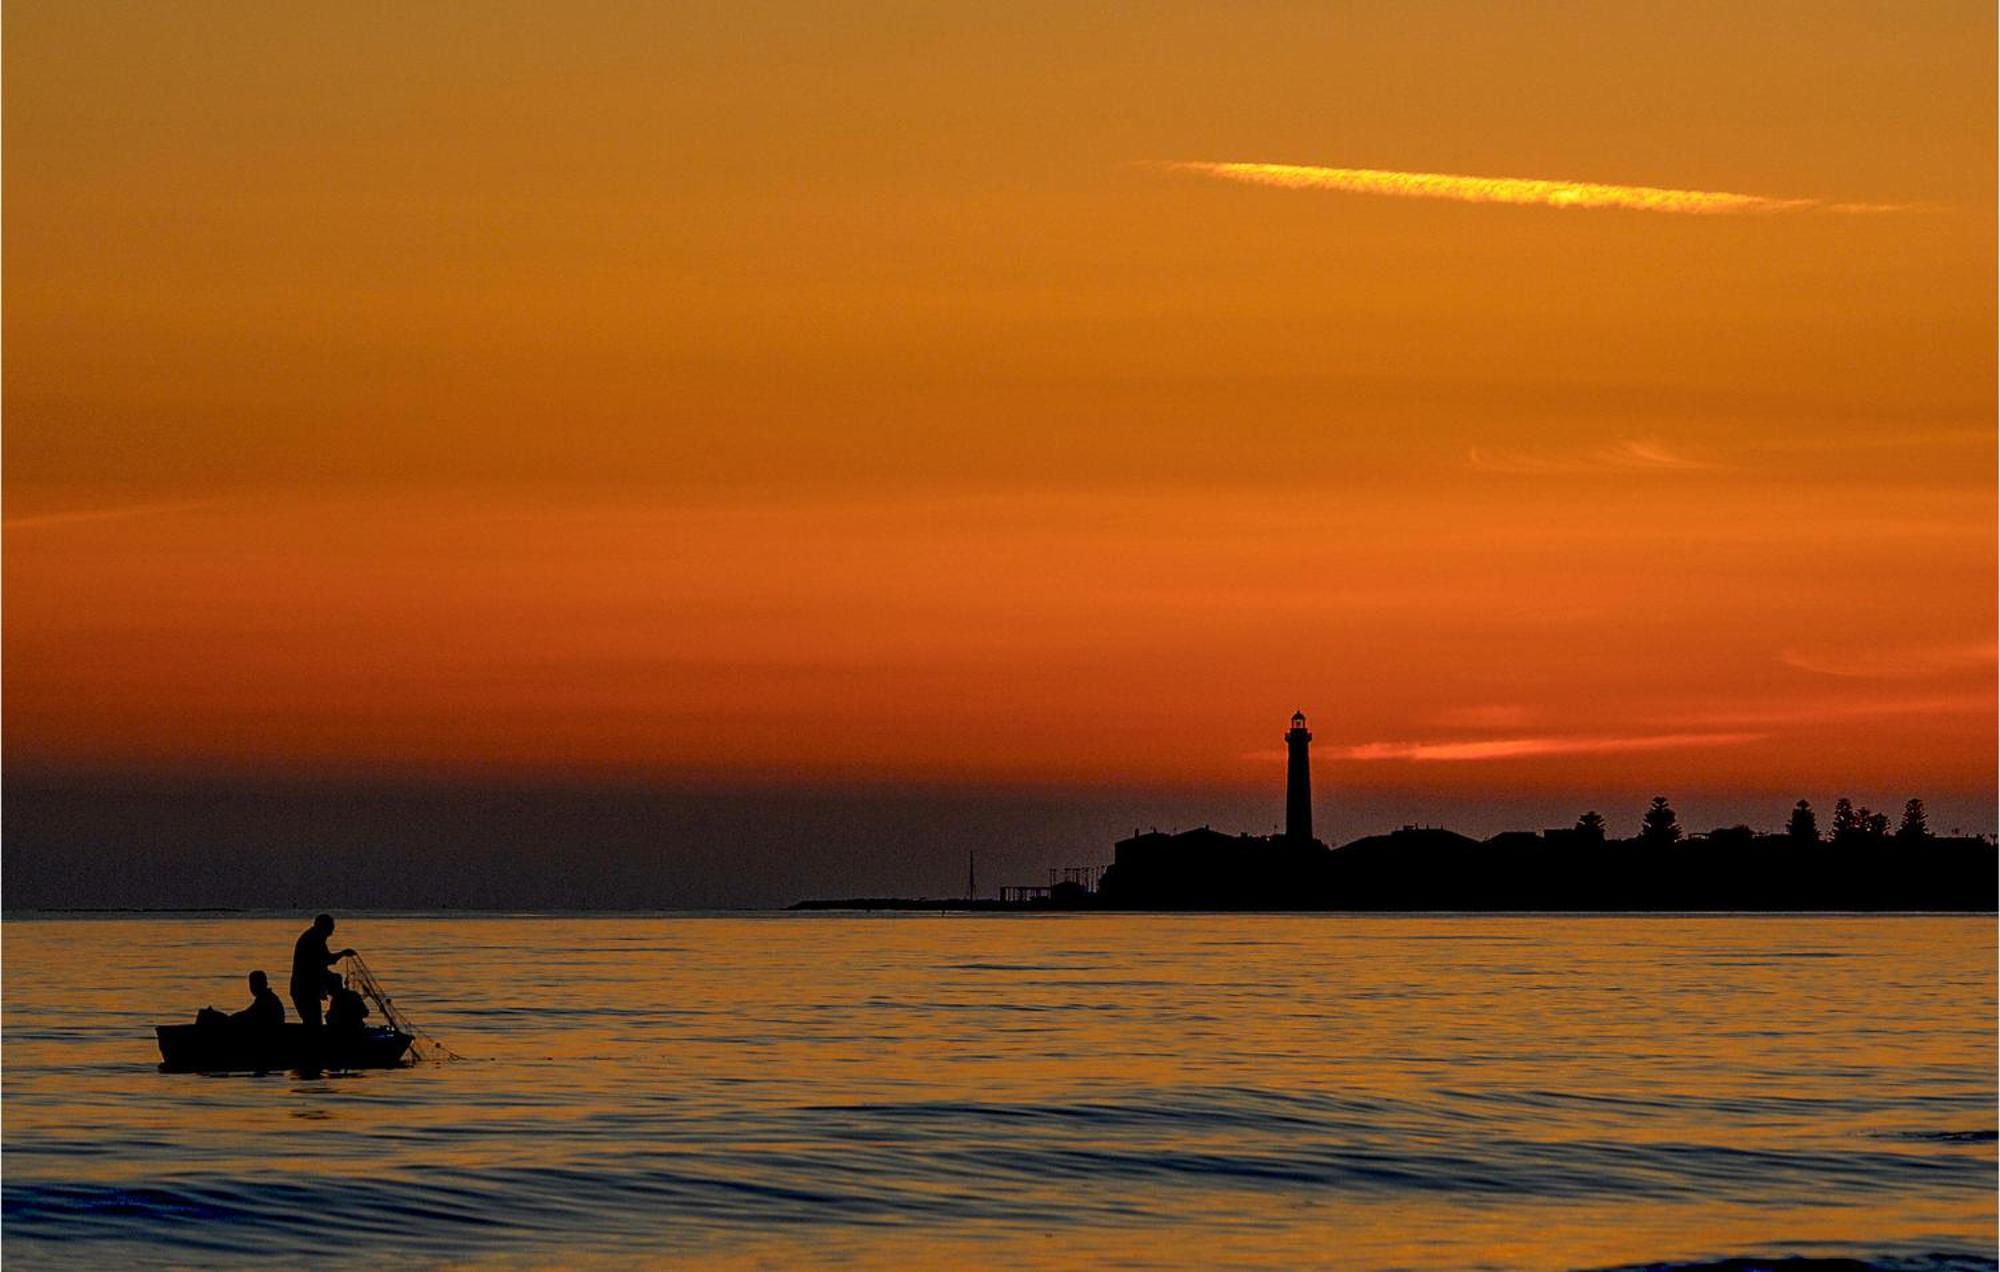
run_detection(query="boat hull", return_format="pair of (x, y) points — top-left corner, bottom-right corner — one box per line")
(155, 1023), (413, 1072)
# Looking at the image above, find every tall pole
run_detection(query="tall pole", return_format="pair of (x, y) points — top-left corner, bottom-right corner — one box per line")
(1285, 711), (1313, 843)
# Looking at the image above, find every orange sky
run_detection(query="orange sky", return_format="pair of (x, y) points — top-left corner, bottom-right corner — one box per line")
(6, 3), (1994, 818)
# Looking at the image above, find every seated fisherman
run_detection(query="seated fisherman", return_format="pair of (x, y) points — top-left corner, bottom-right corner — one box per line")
(231, 970), (286, 1028)
(196, 970), (286, 1029)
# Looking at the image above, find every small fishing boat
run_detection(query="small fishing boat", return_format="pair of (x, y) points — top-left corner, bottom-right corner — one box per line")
(155, 1022), (413, 1072)
(155, 952), (444, 1073)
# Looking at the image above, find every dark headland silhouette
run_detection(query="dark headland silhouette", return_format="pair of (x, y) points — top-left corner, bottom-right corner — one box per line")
(795, 710), (1997, 912)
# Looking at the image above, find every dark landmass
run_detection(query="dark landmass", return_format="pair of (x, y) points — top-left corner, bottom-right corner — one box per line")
(796, 719), (1998, 913)
(1102, 824), (1996, 911)
(795, 824), (1998, 912)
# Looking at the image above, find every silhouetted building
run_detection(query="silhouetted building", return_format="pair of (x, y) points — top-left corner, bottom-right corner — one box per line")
(1285, 711), (1313, 843)
(1100, 826), (1333, 908)
(1098, 710), (1333, 907)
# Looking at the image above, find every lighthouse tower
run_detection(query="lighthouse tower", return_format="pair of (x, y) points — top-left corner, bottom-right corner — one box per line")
(1285, 710), (1313, 843)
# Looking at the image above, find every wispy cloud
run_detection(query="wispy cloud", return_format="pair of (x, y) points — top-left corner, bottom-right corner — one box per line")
(3, 499), (220, 531)
(1344, 731), (1765, 763)
(1778, 642), (1997, 680)
(1145, 161), (1911, 216)
(1467, 438), (1721, 475)
(1660, 693), (1991, 730)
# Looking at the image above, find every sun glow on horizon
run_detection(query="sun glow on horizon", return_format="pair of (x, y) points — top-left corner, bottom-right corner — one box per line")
(3, 3), (1992, 823)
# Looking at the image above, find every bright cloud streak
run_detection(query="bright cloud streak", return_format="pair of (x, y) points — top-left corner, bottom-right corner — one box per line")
(1149, 161), (1905, 215)
(1345, 732), (1766, 762)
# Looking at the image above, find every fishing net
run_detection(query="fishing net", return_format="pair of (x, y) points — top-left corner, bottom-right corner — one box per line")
(339, 952), (466, 1062)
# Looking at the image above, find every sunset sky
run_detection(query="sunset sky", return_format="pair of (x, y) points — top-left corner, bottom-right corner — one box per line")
(6, 2), (1995, 887)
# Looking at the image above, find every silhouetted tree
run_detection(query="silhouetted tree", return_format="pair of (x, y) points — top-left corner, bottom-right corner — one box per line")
(1576, 810), (1606, 842)
(1785, 800), (1818, 842)
(1896, 798), (1931, 841)
(1863, 809), (1890, 840)
(1639, 796), (1681, 845)
(1830, 798), (1861, 844)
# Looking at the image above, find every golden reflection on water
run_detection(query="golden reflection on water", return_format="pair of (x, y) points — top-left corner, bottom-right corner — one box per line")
(4, 914), (1994, 1268)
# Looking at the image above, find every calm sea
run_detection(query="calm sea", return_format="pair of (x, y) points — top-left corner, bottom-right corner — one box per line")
(3, 914), (1994, 1269)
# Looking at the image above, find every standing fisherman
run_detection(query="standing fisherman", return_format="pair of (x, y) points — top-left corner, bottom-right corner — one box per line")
(290, 914), (356, 1029)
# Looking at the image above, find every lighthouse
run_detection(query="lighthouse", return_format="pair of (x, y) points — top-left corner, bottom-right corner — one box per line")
(1285, 710), (1313, 843)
